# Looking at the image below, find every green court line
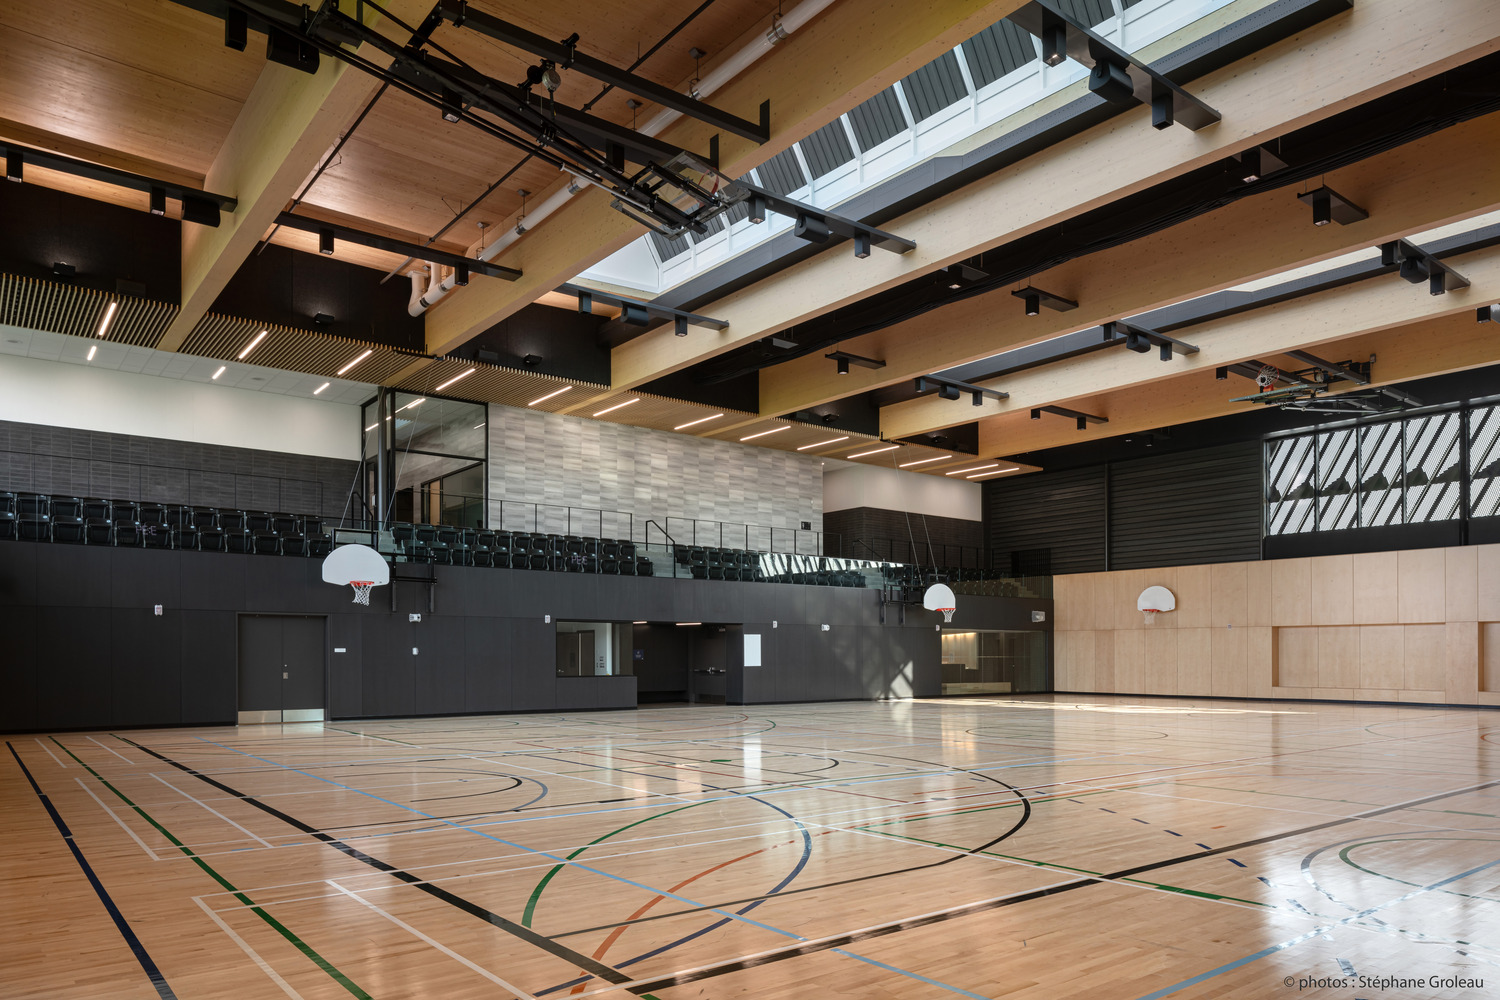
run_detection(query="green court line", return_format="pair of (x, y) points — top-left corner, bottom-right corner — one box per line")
(869, 828), (1268, 908)
(53, 738), (372, 1000)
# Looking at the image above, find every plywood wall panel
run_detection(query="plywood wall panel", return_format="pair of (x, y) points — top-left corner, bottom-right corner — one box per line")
(1177, 628), (1214, 696)
(1114, 630), (1146, 693)
(1446, 621), (1479, 703)
(1402, 624), (1447, 692)
(1247, 627), (1274, 699)
(1212, 626), (1248, 698)
(1094, 630), (1116, 692)
(1317, 626), (1359, 689)
(1308, 555), (1354, 626)
(1053, 574), (1085, 632)
(1475, 545), (1500, 622)
(1144, 627), (1179, 695)
(1276, 627), (1318, 688)
(1480, 622), (1500, 694)
(1175, 565), (1212, 628)
(1247, 560), (1272, 626)
(1359, 625), (1405, 690)
(1271, 560), (1312, 626)
(1446, 547), (1478, 623)
(1353, 551), (1399, 624)
(1210, 561), (1249, 627)
(1398, 549), (1447, 623)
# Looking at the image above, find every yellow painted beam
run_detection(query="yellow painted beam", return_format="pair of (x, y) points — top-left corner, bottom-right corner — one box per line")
(158, 1), (432, 352)
(421, 0), (1033, 359)
(819, 111), (1500, 437)
(616, 0), (1500, 395)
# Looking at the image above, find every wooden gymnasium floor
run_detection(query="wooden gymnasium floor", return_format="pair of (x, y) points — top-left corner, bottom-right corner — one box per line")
(5, 697), (1500, 999)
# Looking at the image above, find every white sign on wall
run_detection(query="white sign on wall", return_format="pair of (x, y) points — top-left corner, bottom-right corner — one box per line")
(744, 633), (762, 667)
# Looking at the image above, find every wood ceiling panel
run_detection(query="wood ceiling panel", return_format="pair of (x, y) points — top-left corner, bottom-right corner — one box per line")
(0, 0), (263, 176)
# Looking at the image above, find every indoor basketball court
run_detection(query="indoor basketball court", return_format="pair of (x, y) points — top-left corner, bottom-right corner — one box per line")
(6, 0), (1500, 997)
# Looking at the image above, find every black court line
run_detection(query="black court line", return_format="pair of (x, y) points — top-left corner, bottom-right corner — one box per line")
(612, 775), (1500, 995)
(7, 743), (178, 1000)
(118, 738), (639, 992)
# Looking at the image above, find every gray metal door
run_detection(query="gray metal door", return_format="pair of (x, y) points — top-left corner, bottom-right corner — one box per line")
(238, 615), (326, 724)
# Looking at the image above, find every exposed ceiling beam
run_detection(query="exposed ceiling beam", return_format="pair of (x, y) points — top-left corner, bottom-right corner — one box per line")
(421, 0), (1035, 361)
(971, 309), (1500, 459)
(157, 0), (433, 352)
(773, 110), (1500, 426)
(879, 243), (1500, 454)
(616, 0), (1500, 396)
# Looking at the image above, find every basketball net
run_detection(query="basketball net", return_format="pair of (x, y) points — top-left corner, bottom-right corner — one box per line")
(1142, 608), (1159, 624)
(350, 581), (374, 606)
(939, 607), (955, 623)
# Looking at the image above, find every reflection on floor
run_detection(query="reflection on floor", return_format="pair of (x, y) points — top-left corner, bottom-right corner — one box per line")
(6, 695), (1500, 998)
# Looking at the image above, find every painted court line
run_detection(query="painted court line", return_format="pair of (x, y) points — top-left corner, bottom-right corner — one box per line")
(76, 777), (163, 862)
(192, 897), (305, 1000)
(151, 773), (276, 848)
(86, 735), (136, 764)
(327, 881), (540, 999)
(35, 737), (67, 767)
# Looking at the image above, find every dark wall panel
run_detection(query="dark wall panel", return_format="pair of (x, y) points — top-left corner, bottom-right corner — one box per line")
(182, 610), (237, 724)
(34, 606), (112, 730)
(413, 619), (466, 716)
(463, 617), (511, 713)
(112, 608), (181, 726)
(986, 466), (1107, 574)
(0, 419), (359, 522)
(0, 605), (38, 730)
(1108, 442), (1262, 569)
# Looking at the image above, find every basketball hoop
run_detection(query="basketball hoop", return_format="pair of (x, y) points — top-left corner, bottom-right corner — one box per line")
(323, 544), (389, 607)
(350, 581), (374, 606)
(1137, 585), (1176, 626)
(923, 583), (957, 625)
(938, 606), (955, 623)
(1142, 608), (1160, 625)
(1256, 364), (1280, 389)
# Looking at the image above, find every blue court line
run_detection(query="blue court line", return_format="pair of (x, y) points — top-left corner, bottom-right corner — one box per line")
(1133, 854), (1500, 1000)
(8, 743), (177, 1000)
(195, 737), (988, 998)
(831, 951), (995, 999)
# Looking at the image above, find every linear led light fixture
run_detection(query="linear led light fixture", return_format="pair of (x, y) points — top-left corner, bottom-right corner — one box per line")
(0, 139), (235, 225)
(798, 436), (848, 451)
(559, 282), (729, 333)
(1380, 239), (1470, 296)
(741, 426), (790, 441)
(274, 212), (522, 282)
(969, 466), (1020, 479)
(211, 365), (226, 380)
(674, 622), (703, 626)
(899, 455), (951, 468)
(675, 413), (723, 430)
(95, 301), (118, 338)
(313, 382), (329, 395)
(1007, 1), (1219, 131)
(434, 368), (476, 392)
(826, 350), (885, 376)
(336, 349), (373, 375)
(86, 344), (97, 362)
(594, 398), (639, 417)
(847, 444), (901, 459)
(1104, 320), (1198, 361)
(396, 398), (426, 412)
(914, 375), (1009, 407)
(1031, 404), (1107, 431)
(527, 385), (572, 406)
(1011, 285), (1077, 316)
(1298, 186), (1367, 227)
(733, 178), (916, 257)
(237, 329), (268, 359)
(946, 463), (998, 476)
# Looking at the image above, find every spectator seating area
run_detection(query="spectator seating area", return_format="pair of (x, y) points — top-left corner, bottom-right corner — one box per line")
(1, 491), (1039, 596)
(0, 491), (332, 555)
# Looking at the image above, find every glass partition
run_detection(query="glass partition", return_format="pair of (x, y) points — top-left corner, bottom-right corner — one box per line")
(940, 629), (1047, 695)
(360, 393), (487, 529)
(555, 621), (633, 677)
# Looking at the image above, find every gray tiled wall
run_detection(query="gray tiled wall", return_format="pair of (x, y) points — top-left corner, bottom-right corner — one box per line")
(487, 405), (823, 546)
(0, 419), (360, 521)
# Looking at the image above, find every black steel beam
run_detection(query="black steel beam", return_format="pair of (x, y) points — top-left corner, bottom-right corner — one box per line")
(0, 139), (237, 220)
(274, 213), (522, 280)
(1283, 349), (1371, 384)
(826, 350), (886, 370)
(733, 179), (916, 255)
(434, 0), (770, 144)
(1008, 1), (1220, 131)
(1031, 404), (1107, 423)
(560, 281), (727, 329)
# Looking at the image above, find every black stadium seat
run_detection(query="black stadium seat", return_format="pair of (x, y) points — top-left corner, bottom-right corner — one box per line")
(52, 516), (85, 543)
(252, 530), (281, 555)
(199, 526), (227, 553)
(0, 491), (15, 514)
(16, 493), (48, 517)
(0, 510), (16, 540)
(173, 525), (200, 550)
(18, 514), (50, 541)
(85, 518), (113, 545)
(225, 529), (253, 554)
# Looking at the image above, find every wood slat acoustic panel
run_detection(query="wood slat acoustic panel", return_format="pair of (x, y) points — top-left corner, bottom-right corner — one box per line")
(179, 314), (418, 384)
(1108, 442), (1264, 570)
(0, 274), (174, 347)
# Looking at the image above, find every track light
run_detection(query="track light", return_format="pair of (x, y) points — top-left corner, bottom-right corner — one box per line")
(225, 8), (247, 50)
(441, 87), (463, 123)
(1236, 146), (1287, 183)
(972, 391), (984, 406)
(794, 214), (831, 244)
(1479, 305), (1498, 323)
(1012, 286), (1077, 314)
(1089, 60), (1135, 105)
(524, 354), (541, 366)
(314, 312), (334, 326)
(1216, 366), (1228, 380)
(826, 350), (885, 372)
(577, 290), (592, 315)
(853, 232), (871, 259)
(836, 357), (849, 375)
(623, 303), (649, 326)
(52, 262), (75, 282)
(938, 383), (960, 401)
(748, 194), (766, 224)
(149, 186), (166, 216)
(1298, 186), (1367, 226)
(675, 316), (689, 337)
(454, 263), (469, 286)
(1042, 21), (1067, 67)
(5, 149), (21, 183)
(318, 229), (334, 255)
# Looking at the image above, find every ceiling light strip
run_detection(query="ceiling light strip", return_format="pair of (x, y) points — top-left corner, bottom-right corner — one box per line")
(797, 436), (848, 451)
(899, 455), (951, 468)
(236, 328), (268, 359)
(528, 385), (572, 407)
(434, 368), (476, 392)
(740, 426), (789, 441)
(313, 382), (329, 395)
(847, 444), (900, 459)
(968, 467), (1020, 479)
(336, 349), (373, 376)
(594, 398), (640, 417)
(95, 301), (118, 338)
(675, 413), (723, 430)
(212, 365), (226, 380)
(946, 463), (998, 476)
